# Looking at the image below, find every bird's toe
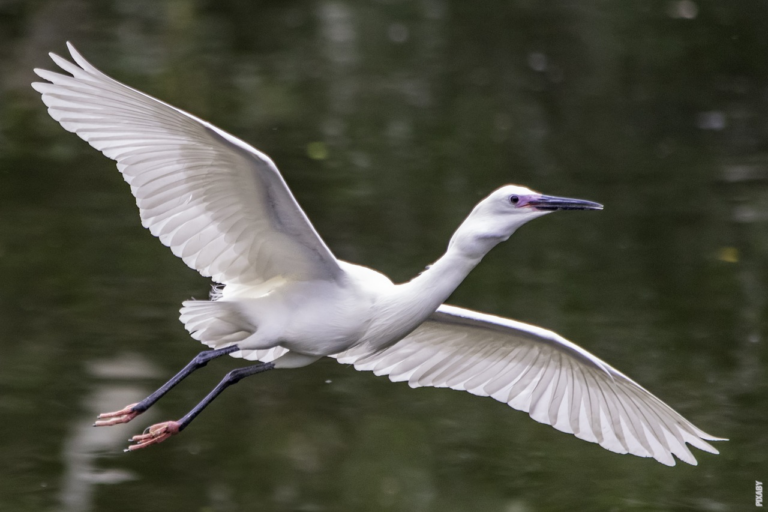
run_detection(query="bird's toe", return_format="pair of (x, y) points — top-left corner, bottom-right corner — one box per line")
(93, 403), (141, 427)
(125, 421), (181, 451)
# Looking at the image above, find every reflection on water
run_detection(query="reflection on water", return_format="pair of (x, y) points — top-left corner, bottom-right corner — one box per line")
(60, 354), (161, 512)
(1, 1), (767, 511)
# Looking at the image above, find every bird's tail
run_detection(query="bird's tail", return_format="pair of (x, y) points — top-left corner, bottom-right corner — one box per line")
(180, 300), (251, 348)
(179, 300), (287, 362)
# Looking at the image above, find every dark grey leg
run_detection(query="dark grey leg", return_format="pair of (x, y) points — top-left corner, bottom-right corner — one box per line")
(94, 345), (241, 426)
(126, 361), (276, 451)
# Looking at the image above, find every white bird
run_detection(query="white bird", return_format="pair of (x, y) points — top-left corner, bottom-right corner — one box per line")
(33, 43), (725, 466)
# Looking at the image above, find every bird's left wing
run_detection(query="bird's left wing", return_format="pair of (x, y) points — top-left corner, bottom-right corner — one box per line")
(32, 43), (342, 286)
(334, 304), (725, 466)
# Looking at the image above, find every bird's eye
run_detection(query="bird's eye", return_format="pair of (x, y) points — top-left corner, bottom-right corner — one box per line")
(510, 195), (519, 205)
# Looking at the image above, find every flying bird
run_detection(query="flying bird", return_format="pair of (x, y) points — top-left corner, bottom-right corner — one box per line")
(32, 43), (725, 465)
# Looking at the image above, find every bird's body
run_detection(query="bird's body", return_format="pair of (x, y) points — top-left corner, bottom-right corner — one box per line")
(180, 187), (549, 367)
(33, 43), (725, 466)
(209, 261), (394, 364)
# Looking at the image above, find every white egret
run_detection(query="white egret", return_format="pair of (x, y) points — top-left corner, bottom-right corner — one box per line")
(33, 43), (725, 465)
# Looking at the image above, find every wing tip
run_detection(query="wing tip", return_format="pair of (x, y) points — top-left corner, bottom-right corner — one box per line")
(657, 456), (677, 467)
(65, 41), (97, 73)
(49, 51), (70, 66)
(66, 41), (79, 59)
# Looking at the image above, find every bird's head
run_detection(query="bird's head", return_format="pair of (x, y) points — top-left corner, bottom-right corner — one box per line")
(449, 185), (603, 258)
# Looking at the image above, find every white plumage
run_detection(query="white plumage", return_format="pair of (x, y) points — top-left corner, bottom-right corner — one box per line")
(33, 43), (724, 464)
(335, 305), (720, 466)
(34, 46), (341, 287)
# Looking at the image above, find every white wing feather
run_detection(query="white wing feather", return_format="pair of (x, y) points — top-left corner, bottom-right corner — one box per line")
(334, 304), (725, 466)
(32, 43), (341, 286)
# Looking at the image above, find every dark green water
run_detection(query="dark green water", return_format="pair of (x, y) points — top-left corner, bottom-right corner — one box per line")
(1, 1), (767, 510)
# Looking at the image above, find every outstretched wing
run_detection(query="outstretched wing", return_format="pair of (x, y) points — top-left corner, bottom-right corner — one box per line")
(32, 43), (341, 286)
(335, 304), (725, 466)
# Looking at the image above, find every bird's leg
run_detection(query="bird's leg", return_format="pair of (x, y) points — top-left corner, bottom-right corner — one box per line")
(126, 361), (276, 451)
(94, 345), (241, 427)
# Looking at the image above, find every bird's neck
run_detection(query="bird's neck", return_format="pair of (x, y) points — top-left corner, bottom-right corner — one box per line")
(393, 245), (486, 322)
(374, 216), (508, 340)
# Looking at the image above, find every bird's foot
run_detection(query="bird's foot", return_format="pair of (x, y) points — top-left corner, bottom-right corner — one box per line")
(94, 403), (141, 426)
(125, 421), (180, 451)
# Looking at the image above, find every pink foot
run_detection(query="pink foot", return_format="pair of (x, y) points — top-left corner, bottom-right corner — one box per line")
(125, 421), (181, 451)
(94, 403), (142, 427)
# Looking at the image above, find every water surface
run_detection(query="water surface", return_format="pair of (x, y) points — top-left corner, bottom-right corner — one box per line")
(1, 1), (767, 511)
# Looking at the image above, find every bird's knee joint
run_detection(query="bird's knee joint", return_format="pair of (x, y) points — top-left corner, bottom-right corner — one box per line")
(193, 351), (213, 367)
(224, 369), (245, 384)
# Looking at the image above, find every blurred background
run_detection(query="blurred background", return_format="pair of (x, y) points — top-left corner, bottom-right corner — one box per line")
(1, 0), (767, 510)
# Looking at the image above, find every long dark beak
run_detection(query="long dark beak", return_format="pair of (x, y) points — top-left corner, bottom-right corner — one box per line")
(527, 195), (604, 211)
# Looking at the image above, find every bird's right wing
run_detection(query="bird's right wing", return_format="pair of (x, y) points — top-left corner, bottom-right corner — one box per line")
(334, 304), (725, 466)
(32, 43), (342, 286)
